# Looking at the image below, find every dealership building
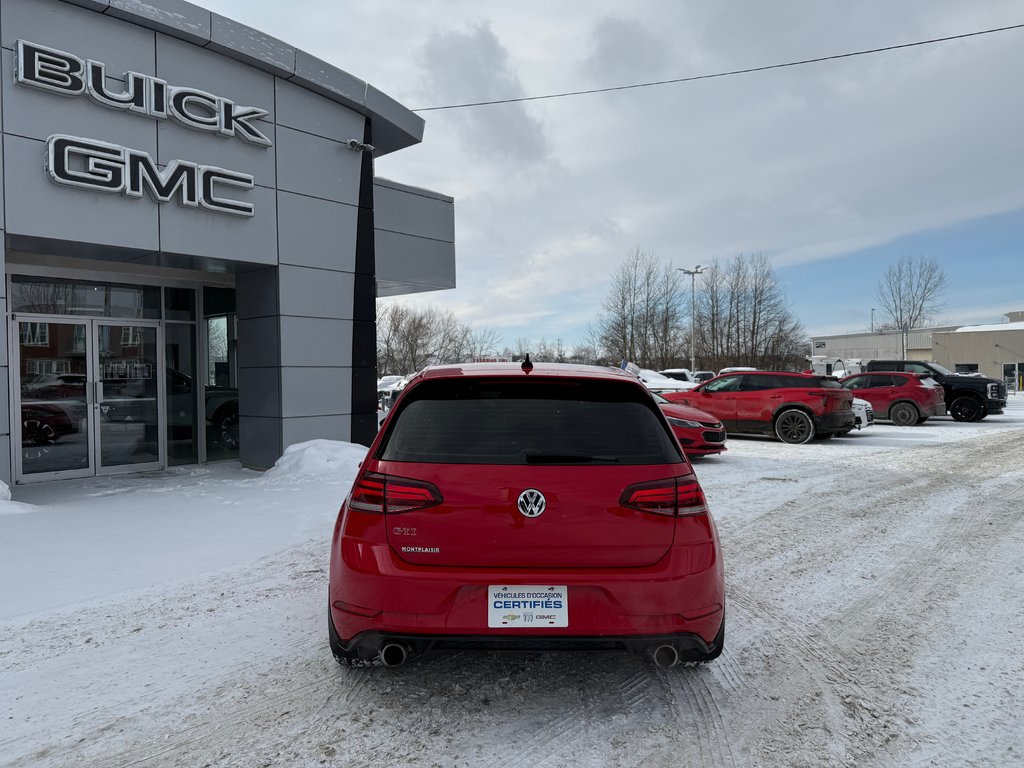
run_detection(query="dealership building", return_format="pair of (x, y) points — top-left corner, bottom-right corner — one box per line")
(1, 0), (455, 484)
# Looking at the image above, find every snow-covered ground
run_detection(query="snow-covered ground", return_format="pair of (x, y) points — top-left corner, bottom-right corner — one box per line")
(2, 402), (1023, 767)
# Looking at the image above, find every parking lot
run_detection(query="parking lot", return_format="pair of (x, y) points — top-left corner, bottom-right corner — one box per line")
(2, 402), (1022, 767)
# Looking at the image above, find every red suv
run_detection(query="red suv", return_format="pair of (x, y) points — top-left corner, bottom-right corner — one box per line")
(329, 362), (725, 668)
(839, 372), (945, 425)
(664, 371), (855, 444)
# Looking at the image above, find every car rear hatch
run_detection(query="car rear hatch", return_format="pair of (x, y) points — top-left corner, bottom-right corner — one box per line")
(816, 379), (854, 413)
(371, 374), (688, 569)
(375, 462), (680, 568)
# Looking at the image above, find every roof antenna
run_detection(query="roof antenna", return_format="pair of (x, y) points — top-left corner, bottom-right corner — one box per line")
(521, 353), (534, 373)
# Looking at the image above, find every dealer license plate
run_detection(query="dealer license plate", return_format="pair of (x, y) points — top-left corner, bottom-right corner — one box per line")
(488, 585), (568, 628)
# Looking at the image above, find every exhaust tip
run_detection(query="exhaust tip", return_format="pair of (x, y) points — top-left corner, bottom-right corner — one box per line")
(379, 641), (410, 668)
(651, 643), (680, 668)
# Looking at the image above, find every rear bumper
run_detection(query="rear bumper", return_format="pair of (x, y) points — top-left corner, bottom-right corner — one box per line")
(330, 541), (725, 646)
(334, 628), (722, 663)
(816, 410), (856, 432)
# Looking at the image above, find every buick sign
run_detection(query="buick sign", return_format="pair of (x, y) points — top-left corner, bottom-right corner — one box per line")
(15, 41), (273, 147)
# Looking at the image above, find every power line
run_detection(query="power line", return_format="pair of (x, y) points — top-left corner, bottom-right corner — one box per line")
(412, 22), (1024, 112)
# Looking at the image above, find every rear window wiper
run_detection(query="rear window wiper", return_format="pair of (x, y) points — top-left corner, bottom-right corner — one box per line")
(523, 450), (620, 464)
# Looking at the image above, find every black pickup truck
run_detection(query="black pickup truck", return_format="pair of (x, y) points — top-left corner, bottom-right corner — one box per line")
(863, 360), (1007, 422)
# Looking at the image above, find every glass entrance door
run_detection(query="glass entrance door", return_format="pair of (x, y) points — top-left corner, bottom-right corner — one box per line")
(16, 319), (92, 478)
(14, 317), (164, 481)
(95, 322), (162, 472)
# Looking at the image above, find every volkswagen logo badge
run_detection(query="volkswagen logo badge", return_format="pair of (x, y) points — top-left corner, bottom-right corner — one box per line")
(517, 489), (546, 518)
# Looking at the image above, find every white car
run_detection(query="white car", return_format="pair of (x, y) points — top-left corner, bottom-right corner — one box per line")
(844, 397), (874, 434)
(717, 366), (758, 376)
(636, 368), (697, 393)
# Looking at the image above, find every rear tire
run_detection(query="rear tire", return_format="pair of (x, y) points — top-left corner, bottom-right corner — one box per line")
(949, 396), (985, 422)
(211, 406), (239, 450)
(774, 409), (814, 444)
(889, 402), (920, 426)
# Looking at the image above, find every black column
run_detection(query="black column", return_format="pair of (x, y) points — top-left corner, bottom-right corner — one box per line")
(351, 119), (378, 445)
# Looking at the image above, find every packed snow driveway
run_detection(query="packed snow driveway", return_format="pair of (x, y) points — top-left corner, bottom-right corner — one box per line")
(2, 408), (1022, 767)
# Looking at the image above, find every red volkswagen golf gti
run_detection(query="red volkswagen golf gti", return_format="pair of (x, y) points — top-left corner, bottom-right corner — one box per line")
(329, 362), (725, 668)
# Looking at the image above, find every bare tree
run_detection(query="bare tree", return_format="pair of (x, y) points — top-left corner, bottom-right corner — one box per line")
(693, 254), (805, 371)
(874, 255), (948, 331)
(464, 326), (504, 361)
(376, 302), (504, 373)
(594, 248), (685, 368)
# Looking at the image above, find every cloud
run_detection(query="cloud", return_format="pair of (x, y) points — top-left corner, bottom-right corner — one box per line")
(581, 16), (672, 86)
(417, 23), (551, 168)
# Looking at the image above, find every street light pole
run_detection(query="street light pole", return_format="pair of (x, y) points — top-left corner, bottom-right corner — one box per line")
(678, 265), (705, 373)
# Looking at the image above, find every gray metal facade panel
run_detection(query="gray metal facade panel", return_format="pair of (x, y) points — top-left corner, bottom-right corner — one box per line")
(208, 13), (295, 78)
(0, 428), (10, 486)
(3, 134), (161, 250)
(280, 367), (352, 418)
(374, 182), (455, 242)
(274, 79), (366, 145)
(238, 416), (282, 470)
(279, 317), (353, 367)
(156, 186), (277, 264)
(281, 414), (351, 448)
(276, 192), (358, 272)
(374, 229), (456, 291)
(238, 366), (281, 418)
(293, 49), (366, 111)
(237, 316), (281, 368)
(275, 126), (361, 205)
(155, 34), (275, 121)
(364, 84), (425, 151)
(156, 119), (277, 190)
(2, 0), (156, 74)
(106, 0), (211, 46)
(1, 52), (160, 151)
(57, 0), (111, 10)
(235, 268), (279, 320)
(278, 265), (355, 319)
(0, 367), (8, 436)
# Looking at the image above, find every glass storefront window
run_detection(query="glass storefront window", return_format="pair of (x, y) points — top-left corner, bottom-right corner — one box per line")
(11, 276), (159, 319)
(166, 324), (198, 466)
(164, 287), (196, 322)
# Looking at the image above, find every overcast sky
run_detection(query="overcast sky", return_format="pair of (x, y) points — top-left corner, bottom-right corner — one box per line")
(202, 0), (1024, 347)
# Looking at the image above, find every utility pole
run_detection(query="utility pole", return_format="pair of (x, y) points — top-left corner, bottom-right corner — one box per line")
(871, 308), (875, 333)
(678, 265), (705, 373)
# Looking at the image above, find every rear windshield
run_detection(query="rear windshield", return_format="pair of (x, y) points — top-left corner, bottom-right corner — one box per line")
(378, 378), (684, 465)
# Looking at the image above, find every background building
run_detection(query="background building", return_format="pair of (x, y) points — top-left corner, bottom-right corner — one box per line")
(3, 0), (455, 484)
(810, 312), (1024, 389)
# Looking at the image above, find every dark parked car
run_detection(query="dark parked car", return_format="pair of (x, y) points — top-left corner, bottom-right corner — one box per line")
(664, 371), (855, 444)
(329, 362), (725, 668)
(840, 372), (945, 425)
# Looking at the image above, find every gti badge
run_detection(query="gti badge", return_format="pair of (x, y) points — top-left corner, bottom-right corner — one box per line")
(517, 489), (546, 518)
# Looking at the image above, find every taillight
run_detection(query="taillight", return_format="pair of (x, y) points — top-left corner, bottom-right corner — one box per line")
(620, 478), (708, 517)
(348, 472), (442, 515)
(349, 473), (386, 513)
